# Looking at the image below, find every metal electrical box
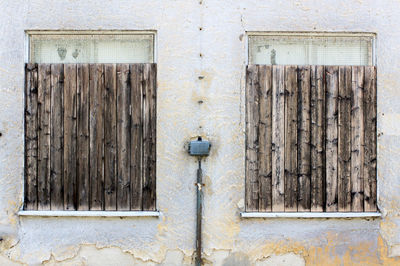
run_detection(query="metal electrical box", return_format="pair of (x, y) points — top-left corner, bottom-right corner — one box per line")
(188, 137), (211, 156)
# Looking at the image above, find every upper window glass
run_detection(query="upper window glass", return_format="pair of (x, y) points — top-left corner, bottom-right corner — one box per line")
(248, 33), (374, 66)
(29, 32), (154, 63)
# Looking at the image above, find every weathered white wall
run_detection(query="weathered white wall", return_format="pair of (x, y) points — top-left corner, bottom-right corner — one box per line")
(1, 0), (400, 265)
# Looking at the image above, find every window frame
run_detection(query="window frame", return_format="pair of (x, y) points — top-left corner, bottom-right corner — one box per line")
(243, 32), (379, 217)
(20, 31), (159, 217)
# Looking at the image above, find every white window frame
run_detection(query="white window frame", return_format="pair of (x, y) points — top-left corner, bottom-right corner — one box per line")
(242, 31), (380, 219)
(20, 30), (160, 218)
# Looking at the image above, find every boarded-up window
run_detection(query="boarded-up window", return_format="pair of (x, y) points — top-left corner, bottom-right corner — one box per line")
(245, 65), (377, 212)
(24, 63), (156, 211)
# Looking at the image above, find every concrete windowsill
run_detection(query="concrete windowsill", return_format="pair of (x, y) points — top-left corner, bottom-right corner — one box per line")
(18, 210), (160, 217)
(240, 212), (381, 219)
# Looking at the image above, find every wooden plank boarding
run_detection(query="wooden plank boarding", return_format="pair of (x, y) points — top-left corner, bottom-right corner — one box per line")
(37, 64), (51, 210)
(50, 64), (64, 210)
(325, 66), (339, 212)
(77, 64), (90, 210)
(310, 66), (325, 212)
(116, 64), (131, 210)
(284, 65), (298, 211)
(297, 66), (311, 211)
(338, 66), (352, 211)
(271, 65), (285, 212)
(104, 64), (117, 210)
(258, 65), (273, 212)
(363, 66), (377, 211)
(63, 64), (77, 210)
(25, 63), (377, 213)
(130, 64), (143, 210)
(25, 63), (38, 210)
(245, 65), (260, 211)
(142, 63), (157, 211)
(244, 64), (377, 213)
(351, 66), (365, 212)
(26, 63), (159, 211)
(89, 64), (105, 210)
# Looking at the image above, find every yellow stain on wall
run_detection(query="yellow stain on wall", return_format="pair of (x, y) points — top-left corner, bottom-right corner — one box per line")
(246, 233), (400, 266)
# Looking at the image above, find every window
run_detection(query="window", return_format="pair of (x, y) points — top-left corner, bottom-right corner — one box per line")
(24, 32), (157, 211)
(245, 33), (377, 213)
(29, 32), (154, 63)
(248, 33), (374, 66)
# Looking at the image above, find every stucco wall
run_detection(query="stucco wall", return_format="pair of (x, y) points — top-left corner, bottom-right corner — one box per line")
(1, 0), (400, 265)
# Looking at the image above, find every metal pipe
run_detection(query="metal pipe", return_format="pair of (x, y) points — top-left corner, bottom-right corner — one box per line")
(195, 159), (203, 266)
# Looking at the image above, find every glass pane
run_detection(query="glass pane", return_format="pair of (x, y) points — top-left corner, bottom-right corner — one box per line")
(30, 34), (154, 63)
(248, 35), (373, 65)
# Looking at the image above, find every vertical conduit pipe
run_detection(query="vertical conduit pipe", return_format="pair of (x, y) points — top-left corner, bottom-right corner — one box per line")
(195, 159), (203, 266)
(188, 137), (210, 265)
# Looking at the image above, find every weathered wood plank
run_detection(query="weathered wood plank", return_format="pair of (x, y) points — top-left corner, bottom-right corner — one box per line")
(116, 64), (131, 210)
(130, 64), (143, 210)
(258, 65), (273, 212)
(272, 65), (285, 212)
(325, 66), (339, 212)
(142, 63), (157, 211)
(310, 65), (325, 212)
(284, 65), (298, 212)
(297, 66), (311, 211)
(63, 64), (77, 210)
(245, 65), (260, 211)
(50, 64), (64, 210)
(351, 66), (365, 212)
(24, 63), (38, 210)
(363, 66), (377, 212)
(244, 64), (376, 213)
(104, 64), (117, 210)
(37, 64), (51, 210)
(89, 64), (105, 210)
(338, 66), (352, 212)
(77, 64), (90, 210)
